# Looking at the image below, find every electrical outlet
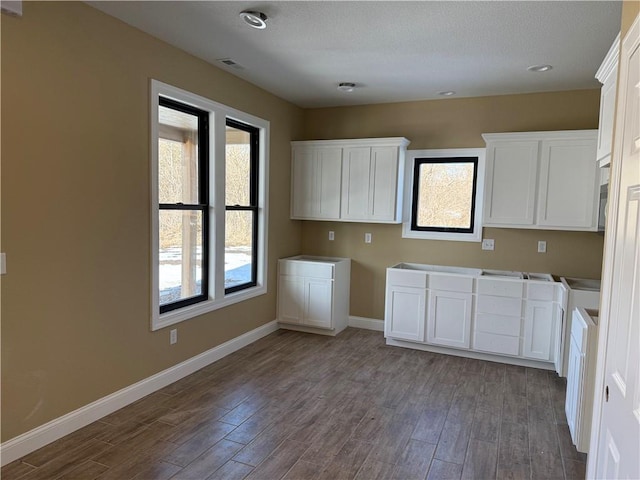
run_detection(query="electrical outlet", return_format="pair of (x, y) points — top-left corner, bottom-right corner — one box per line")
(538, 241), (547, 253)
(170, 329), (177, 345)
(482, 239), (495, 251)
(364, 233), (372, 244)
(0, 253), (6, 275)
(328, 231), (335, 241)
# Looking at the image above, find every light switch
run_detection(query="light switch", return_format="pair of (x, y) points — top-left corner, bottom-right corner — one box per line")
(328, 231), (335, 241)
(364, 233), (372, 244)
(482, 239), (495, 251)
(0, 253), (5, 275)
(538, 241), (547, 253)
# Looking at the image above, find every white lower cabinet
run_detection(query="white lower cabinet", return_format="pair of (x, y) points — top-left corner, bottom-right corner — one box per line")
(427, 290), (472, 349)
(384, 263), (564, 370)
(278, 256), (350, 335)
(385, 285), (426, 342)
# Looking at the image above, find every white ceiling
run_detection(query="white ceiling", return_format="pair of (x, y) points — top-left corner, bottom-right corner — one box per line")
(88, 1), (622, 108)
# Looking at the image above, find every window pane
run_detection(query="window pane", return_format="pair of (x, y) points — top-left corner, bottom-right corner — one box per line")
(159, 210), (203, 305)
(225, 210), (254, 289)
(158, 105), (199, 204)
(416, 162), (475, 228)
(225, 126), (251, 206)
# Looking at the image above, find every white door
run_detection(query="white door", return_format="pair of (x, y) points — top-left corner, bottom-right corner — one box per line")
(523, 300), (554, 361)
(278, 275), (304, 325)
(341, 147), (371, 220)
(369, 147), (399, 222)
(537, 137), (598, 229)
(303, 278), (333, 329)
(592, 18), (640, 480)
(483, 141), (539, 225)
(427, 290), (472, 348)
(385, 285), (426, 342)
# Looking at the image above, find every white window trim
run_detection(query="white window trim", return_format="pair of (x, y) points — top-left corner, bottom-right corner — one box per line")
(402, 148), (485, 242)
(150, 80), (270, 331)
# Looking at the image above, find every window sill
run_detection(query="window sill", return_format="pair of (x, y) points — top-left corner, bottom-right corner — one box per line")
(152, 285), (267, 331)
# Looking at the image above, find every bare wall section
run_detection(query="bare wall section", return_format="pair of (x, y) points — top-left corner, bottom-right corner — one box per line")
(1, 2), (303, 441)
(301, 91), (604, 319)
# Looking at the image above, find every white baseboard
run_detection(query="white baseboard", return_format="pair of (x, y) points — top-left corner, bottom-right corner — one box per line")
(0, 320), (279, 466)
(348, 316), (384, 332)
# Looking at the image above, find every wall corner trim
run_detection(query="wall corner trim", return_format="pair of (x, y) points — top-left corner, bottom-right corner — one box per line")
(348, 316), (384, 331)
(0, 320), (279, 466)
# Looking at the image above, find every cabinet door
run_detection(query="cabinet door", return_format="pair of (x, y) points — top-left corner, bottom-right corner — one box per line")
(596, 70), (617, 165)
(303, 278), (333, 329)
(385, 286), (426, 342)
(523, 300), (555, 360)
(291, 147), (342, 220)
(291, 148), (315, 218)
(370, 147), (400, 222)
(484, 141), (539, 225)
(427, 290), (472, 348)
(537, 139), (598, 229)
(316, 148), (343, 219)
(565, 337), (584, 444)
(341, 147), (372, 220)
(278, 275), (305, 325)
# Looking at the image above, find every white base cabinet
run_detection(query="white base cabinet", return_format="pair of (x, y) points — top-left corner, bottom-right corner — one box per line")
(278, 256), (350, 336)
(384, 263), (565, 372)
(482, 130), (599, 231)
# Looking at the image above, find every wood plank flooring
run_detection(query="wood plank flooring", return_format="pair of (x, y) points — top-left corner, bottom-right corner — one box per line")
(2, 328), (587, 479)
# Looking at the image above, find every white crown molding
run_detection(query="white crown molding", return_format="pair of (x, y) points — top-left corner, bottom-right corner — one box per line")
(595, 32), (621, 83)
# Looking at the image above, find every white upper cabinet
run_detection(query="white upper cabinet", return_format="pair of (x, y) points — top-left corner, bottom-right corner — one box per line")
(595, 34), (620, 168)
(483, 141), (539, 226)
(482, 130), (599, 231)
(291, 146), (342, 220)
(291, 138), (409, 223)
(537, 137), (598, 229)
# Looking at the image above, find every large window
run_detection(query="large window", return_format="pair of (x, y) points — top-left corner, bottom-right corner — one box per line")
(151, 80), (269, 330)
(402, 149), (485, 242)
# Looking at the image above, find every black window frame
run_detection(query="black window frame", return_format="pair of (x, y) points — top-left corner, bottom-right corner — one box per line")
(410, 156), (479, 234)
(224, 118), (259, 295)
(158, 96), (209, 314)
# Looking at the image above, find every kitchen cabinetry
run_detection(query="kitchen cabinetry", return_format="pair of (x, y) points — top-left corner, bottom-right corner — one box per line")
(291, 146), (342, 220)
(277, 256), (350, 335)
(384, 263), (564, 371)
(482, 131), (599, 231)
(595, 34), (620, 168)
(290, 138), (410, 223)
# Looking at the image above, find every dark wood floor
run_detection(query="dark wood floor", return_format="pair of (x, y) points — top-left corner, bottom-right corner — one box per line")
(2, 328), (587, 480)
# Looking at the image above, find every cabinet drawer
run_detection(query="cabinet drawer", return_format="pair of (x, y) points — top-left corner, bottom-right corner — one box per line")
(279, 261), (334, 279)
(387, 269), (428, 288)
(527, 283), (556, 301)
(475, 313), (521, 337)
(474, 331), (520, 356)
(477, 279), (523, 298)
(476, 295), (522, 317)
(429, 274), (473, 293)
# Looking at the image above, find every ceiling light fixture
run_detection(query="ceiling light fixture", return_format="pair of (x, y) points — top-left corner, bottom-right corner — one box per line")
(438, 91), (456, 96)
(527, 64), (553, 72)
(239, 10), (268, 29)
(337, 82), (356, 92)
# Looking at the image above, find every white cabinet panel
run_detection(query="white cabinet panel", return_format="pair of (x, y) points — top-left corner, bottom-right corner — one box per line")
(474, 331), (520, 356)
(341, 147), (371, 220)
(304, 278), (333, 329)
(483, 141), (539, 225)
(291, 146), (342, 220)
(595, 34), (620, 167)
(475, 313), (521, 337)
(523, 300), (555, 360)
(429, 274), (473, 293)
(278, 275), (304, 325)
(476, 295), (522, 317)
(370, 147), (400, 221)
(385, 286), (426, 342)
(427, 290), (472, 349)
(537, 139), (598, 229)
(566, 336), (583, 438)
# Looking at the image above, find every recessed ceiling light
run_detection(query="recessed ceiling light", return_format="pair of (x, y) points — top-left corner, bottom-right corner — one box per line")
(337, 82), (356, 93)
(527, 64), (553, 72)
(239, 10), (268, 29)
(438, 91), (456, 96)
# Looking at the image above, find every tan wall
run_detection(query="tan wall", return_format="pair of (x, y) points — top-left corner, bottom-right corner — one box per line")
(301, 91), (605, 319)
(621, 0), (640, 36)
(1, 2), (303, 441)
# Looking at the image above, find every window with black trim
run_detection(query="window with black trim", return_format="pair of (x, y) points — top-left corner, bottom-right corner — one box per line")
(225, 120), (259, 293)
(410, 157), (478, 233)
(152, 80), (269, 331)
(158, 97), (209, 313)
